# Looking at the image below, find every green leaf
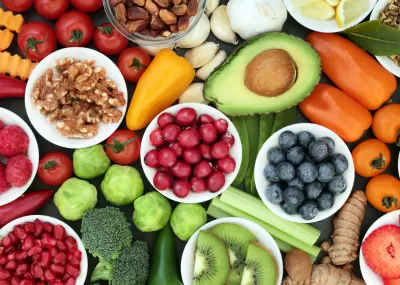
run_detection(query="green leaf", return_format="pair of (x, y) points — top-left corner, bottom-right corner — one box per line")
(342, 20), (400, 56)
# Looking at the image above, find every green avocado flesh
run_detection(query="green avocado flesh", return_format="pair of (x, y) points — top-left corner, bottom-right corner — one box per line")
(204, 33), (321, 116)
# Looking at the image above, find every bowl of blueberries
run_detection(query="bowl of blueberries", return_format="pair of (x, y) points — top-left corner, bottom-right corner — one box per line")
(254, 123), (355, 223)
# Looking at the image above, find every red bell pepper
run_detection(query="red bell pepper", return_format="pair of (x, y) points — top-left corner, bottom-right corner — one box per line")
(0, 190), (53, 227)
(0, 74), (26, 99)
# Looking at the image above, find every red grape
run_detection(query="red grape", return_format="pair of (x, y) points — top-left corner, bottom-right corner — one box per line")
(220, 133), (235, 147)
(175, 108), (197, 126)
(178, 129), (200, 148)
(198, 144), (212, 160)
(193, 160), (213, 178)
(169, 142), (184, 157)
(190, 177), (207, 193)
(158, 148), (178, 168)
(183, 148), (202, 165)
(149, 128), (164, 147)
(207, 171), (226, 192)
(157, 113), (174, 129)
(144, 150), (160, 168)
(199, 114), (214, 125)
(172, 179), (191, 198)
(213, 118), (228, 134)
(153, 171), (172, 190)
(170, 161), (192, 179)
(217, 156), (236, 174)
(162, 124), (181, 142)
(211, 141), (230, 159)
(199, 124), (218, 144)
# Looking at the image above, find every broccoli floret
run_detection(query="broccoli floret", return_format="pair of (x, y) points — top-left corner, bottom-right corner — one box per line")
(81, 207), (132, 263)
(91, 260), (111, 283)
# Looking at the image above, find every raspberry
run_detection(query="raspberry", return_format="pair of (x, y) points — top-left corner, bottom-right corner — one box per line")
(5, 155), (32, 187)
(0, 163), (10, 193)
(0, 126), (29, 158)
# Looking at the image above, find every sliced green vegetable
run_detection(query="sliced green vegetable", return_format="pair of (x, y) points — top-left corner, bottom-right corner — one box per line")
(272, 107), (297, 134)
(244, 115), (260, 195)
(230, 116), (249, 187)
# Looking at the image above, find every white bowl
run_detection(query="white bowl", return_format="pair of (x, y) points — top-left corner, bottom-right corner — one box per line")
(0, 108), (39, 206)
(360, 210), (400, 285)
(370, 0), (400, 77)
(0, 215), (88, 285)
(255, 123), (355, 223)
(25, 47), (128, 149)
(181, 217), (283, 285)
(283, 0), (378, 33)
(140, 103), (242, 204)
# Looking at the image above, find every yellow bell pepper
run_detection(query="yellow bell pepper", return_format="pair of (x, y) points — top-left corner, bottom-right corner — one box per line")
(126, 49), (195, 131)
(0, 29), (14, 52)
(0, 8), (24, 34)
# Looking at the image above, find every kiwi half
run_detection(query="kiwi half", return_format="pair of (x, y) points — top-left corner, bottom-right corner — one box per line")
(193, 231), (230, 285)
(209, 223), (257, 285)
(240, 242), (277, 285)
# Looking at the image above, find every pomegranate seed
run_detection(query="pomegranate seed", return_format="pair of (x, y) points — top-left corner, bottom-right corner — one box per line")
(4, 247), (14, 254)
(53, 225), (66, 241)
(27, 246), (42, 257)
(20, 280), (34, 285)
(69, 255), (80, 266)
(0, 257), (6, 265)
(44, 269), (56, 281)
(30, 262), (43, 279)
(53, 252), (66, 264)
(13, 226), (26, 240)
(22, 235), (34, 251)
(43, 223), (53, 234)
(0, 280), (9, 285)
(50, 264), (65, 275)
(5, 260), (17, 270)
(39, 251), (51, 267)
(15, 251), (27, 261)
(73, 250), (82, 261)
(41, 234), (56, 248)
(64, 277), (76, 285)
(49, 247), (58, 258)
(31, 254), (41, 261)
(0, 268), (10, 279)
(1, 238), (11, 249)
(0, 248), (3, 256)
(51, 279), (63, 285)
(23, 272), (32, 280)
(65, 237), (77, 254)
(10, 276), (20, 285)
(34, 239), (42, 247)
(66, 264), (80, 278)
(56, 241), (66, 252)
(15, 263), (29, 276)
(7, 233), (18, 245)
(6, 252), (15, 261)
(24, 223), (35, 234)
(34, 219), (43, 236)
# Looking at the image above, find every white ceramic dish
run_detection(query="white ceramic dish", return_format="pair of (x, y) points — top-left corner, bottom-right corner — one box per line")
(140, 103), (242, 204)
(181, 217), (283, 285)
(25, 47), (128, 149)
(370, 0), (400, 77)
(0, 215), (88, 285)
(0, 108), (39, 206)
(283, 0), (378, 33)
(360, 210), (400, 285)
(255, 123), (355, 223)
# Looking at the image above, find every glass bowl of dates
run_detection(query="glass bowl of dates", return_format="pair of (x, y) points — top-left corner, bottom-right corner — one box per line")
(103, 0), (206, 46)
(254, 123), (355, 223)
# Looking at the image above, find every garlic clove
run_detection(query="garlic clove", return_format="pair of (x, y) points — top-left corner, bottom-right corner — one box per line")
(205, 0), (220, 16)
(176, 13), (210, 49)
(210, 5), (238, 45)
(184, 42), (219, 69)
(179, 83), (209, 104)
(196, 50), (227, 81)
(139, 43), (175, 56)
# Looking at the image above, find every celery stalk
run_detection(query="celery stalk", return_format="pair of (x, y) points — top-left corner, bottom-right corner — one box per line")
(220, 187), (321, 245)
(209, 198), (320, 258)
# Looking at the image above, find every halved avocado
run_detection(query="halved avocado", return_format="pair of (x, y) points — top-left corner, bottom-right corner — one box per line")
(204, 33), (321, 116)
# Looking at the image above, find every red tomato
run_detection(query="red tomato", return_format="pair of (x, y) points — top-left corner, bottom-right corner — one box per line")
(93, 23), (129, 56)
(105, 130), (141, 165)
(33, 0), (69, 20)
(55, 10), (94, 47)
(117, 47), (151, 83)
(71, 0), (102, 13)
(2, 0), (33, 12)
(18, 22), (57, 62)
(37, 152), (73, 186)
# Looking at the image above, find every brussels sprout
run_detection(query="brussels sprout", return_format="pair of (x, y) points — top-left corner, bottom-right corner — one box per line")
(170, 204), (207, 241)
(54, 178), (97, 221)
(133, 192), (171, 232)
(101, 165), (144, 206)
(73, 145), (111, 179)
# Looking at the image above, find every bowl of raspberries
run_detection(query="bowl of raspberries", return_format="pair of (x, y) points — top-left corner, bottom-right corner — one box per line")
(0, 108), (39, 206)
(254, 123), (355, 223)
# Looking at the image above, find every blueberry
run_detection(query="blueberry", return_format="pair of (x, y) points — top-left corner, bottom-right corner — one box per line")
(288, 177), (305, 190)
(279, 131), (297, 150)
(320, 137), (335, 153)
(297, 131), (314, 149)
(317, 162), (336, 183)
(299, 201), (319, 220)
(263, 164), (280, 182)
(267, 147), (286, 165)
(331, 154), (348, 174)
(282, 202), (298, 215)
(286, 146), (305, 165)
(266, 184), (284, 205)
(283, 187), (304, 207)
(317, 192), (334, 210)
(297, 162), (318, 183)
(308, 139), (330, 162)
(305, 181), (323, 200)
(277, 162), (296, 182)
(328, 175), (347, 196)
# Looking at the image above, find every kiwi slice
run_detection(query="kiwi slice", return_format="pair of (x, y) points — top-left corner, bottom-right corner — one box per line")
(193, 231), (230, 285)
(209, 223), (257, 285)
(240, 242), (277, 285)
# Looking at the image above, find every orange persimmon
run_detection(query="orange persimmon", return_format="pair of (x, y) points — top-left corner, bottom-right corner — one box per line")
(366, 174), (400, 213)
(372, 104), (400, 145)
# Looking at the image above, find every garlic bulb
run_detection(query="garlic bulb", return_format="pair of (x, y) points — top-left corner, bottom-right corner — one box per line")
(196, 50), (227, 81)
(210, 5), (238, 45)
(139, 44), (175, 56)
(206, 0), (220, 16)
(179, 83), (208, 104)
(176, 13), (210, 49)
(184, 42), (219, 69)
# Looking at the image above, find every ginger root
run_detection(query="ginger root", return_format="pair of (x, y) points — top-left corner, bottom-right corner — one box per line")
(322, 191), (367, 266)
(311, 264), (365, 285)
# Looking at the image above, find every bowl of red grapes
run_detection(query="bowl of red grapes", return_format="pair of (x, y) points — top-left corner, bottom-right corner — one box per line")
(141, 103), (242, 203)
(254, 123), (355, 223)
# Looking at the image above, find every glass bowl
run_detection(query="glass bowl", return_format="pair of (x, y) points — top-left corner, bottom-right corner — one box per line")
(103, 0), (206, 46)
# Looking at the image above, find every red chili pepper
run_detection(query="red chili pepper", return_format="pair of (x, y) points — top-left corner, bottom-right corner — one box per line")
(0, 74), (26, 99)
(0, 190), (53, 227)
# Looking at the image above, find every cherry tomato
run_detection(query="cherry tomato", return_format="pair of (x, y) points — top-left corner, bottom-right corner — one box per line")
(18, 22), (57, 62)
(105, 129), (141, 165)
(93, 23), (129, 56)
(55, 10), (94, 47)
(33, 0), (69, 20)
(37, 152), (73, 186)
(71, 0), (103, 13)
(2, 0), (33, 12)
(117, 47), (151, 83)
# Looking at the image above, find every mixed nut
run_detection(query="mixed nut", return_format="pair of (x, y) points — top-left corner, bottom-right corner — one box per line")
(111, 0), (199, 37)
(379, 0), (400, 66)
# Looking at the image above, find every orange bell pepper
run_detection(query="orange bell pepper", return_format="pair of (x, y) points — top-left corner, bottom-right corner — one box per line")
(299, 83), (372, 143)
(0, 8), (24, 34)
(307, 32), (396, 110)
(126, 49), (195, 131)
(0, 29), (14, 52)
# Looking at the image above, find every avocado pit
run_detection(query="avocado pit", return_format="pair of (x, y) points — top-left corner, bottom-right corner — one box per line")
(244, 49), (297, 97)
